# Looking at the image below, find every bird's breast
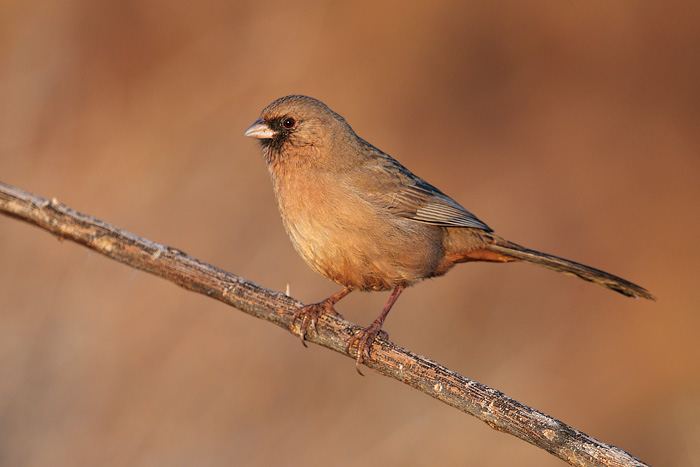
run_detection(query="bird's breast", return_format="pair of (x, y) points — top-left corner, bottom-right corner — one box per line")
(269, 167), (445, 291)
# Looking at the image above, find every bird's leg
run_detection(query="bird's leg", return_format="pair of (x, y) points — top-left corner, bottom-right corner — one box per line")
(346, 285), (405, 375)
(292, 287), (351, 346)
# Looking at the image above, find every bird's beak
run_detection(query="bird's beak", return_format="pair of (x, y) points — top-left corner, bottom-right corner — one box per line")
(244, 119), (275, 139)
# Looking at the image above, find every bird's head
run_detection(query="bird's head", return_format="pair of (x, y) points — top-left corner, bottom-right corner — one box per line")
(244, 95), (356, 168)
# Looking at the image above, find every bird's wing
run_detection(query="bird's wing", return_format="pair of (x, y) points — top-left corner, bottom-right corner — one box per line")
(391, 181), (492, 230)
(350, 154), (492, 231)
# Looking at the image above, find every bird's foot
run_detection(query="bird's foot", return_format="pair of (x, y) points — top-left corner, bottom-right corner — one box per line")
(345, 324), (389, 376)
(292, 299), (343, 347)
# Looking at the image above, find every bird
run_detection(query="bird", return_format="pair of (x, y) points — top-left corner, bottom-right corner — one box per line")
(244, 95), (654, 372)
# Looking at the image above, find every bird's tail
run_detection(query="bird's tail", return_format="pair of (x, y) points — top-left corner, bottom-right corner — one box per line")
(481, 235), (655, 300)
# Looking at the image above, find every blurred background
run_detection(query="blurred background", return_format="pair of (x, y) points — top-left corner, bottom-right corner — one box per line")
(1, 1), (699, 465)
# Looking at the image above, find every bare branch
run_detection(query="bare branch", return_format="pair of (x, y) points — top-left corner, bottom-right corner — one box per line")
(0, 181), (648, 467)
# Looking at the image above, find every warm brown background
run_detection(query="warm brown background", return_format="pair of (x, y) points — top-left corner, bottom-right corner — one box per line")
(1, 1), (699, 466)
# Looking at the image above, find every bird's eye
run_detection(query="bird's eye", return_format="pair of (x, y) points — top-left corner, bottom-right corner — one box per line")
(282, 117), (296, 129)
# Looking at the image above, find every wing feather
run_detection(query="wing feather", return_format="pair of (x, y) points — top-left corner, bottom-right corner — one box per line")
(349, 149), (492, 231)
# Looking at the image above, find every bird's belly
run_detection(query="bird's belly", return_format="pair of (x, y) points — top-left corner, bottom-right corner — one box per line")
(279, 196), (443, 291)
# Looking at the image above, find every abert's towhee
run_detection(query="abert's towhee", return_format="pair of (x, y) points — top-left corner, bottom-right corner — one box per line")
(244, 95), (654, 371)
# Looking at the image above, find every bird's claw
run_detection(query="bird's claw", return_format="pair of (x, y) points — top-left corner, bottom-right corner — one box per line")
(345, 326), (389, 376)
(292, 300), (343, 347)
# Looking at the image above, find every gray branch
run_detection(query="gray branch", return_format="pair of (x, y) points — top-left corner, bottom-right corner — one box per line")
(0, 181), (649, 467)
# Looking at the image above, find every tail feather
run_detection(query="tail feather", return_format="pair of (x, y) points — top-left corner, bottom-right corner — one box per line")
(484, 238), (655, 300)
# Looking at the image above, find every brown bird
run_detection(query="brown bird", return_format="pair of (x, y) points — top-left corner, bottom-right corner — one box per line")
(244, 95), (654, 372)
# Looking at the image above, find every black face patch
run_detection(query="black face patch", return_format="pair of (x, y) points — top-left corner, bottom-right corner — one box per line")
(260, 116), (298, 154)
